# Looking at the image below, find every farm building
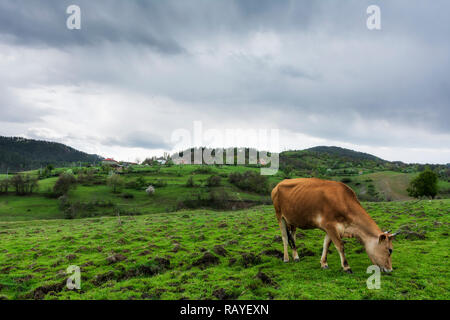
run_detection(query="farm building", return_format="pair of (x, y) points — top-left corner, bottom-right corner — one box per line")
(102, 158), (120, 167)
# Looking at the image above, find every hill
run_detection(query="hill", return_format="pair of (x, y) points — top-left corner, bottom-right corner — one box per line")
(304, 146), (384, 162)
(0, 136), (103, 173)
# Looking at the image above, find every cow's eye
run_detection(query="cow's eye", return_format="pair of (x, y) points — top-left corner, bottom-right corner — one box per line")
(388, 249), (393, 255)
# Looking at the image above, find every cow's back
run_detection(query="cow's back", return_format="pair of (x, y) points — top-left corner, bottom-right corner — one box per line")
(272, 178), (359, 229)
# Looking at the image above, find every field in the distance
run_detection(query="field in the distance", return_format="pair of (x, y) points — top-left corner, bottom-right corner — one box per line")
(0, 199), (448, 300)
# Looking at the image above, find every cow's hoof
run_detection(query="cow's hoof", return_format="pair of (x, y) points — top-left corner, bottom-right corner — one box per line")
(321, 265), (329, 269)
(294, 258), (300, 262)
(344, 268), (353, 274)
(283, 259), (289, 263)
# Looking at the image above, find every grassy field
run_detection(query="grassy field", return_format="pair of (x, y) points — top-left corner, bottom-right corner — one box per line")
(0, 164), (447, 221)
(0, 199), (448, 300)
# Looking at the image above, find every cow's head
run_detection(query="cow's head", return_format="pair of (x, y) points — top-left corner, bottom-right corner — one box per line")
(366, 231), (397, 272)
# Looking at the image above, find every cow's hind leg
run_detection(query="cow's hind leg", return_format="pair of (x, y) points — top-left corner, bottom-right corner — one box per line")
(320, 234), (331, 269)
(327, 229), (352, 273)
(290, 226), (300, 262)
(279, 218), (290, 263)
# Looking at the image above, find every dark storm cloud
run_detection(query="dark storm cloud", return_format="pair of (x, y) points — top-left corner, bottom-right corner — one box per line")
(0, 0), (449, 161)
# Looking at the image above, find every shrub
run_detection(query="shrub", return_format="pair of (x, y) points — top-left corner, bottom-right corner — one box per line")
(193, 166), (214, 174)
(206, 175), (221, 187)
(186, 176), (195, 187)
(228, 171), (269, 194)
(53, 172), (77, 196)
(148, 179), (167, 188)
(341, 177), (352, 183)
(146, 185), (155, 196)
(0, 178), (10, 194)
(121, 192), (134, 199)
(407, 169), (439, 199)
(11, 174), (38, 195)
(107, 173), (124, 193)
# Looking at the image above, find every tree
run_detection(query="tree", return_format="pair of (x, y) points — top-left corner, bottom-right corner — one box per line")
(0, 178), (10, 194)
(53, 172), (77, 196)
(407, 169), (438, 199)
(186, 176), (195, 187)
(206, 175), (221, 187)
(107, 173), (123, 193)
(10, 174), (38, 195)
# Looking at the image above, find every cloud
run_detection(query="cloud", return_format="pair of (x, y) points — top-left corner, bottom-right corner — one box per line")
(102, 132), (173, 150)
(0, 0), (449, 163)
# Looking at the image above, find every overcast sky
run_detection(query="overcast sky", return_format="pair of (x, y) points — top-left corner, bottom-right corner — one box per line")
(0, 0), (449, 163)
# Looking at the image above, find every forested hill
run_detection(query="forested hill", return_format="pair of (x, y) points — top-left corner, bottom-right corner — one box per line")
(0, 136), (103, 173)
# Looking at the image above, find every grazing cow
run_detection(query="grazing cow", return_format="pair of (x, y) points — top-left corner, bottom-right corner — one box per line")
(271, 178), (396, 273)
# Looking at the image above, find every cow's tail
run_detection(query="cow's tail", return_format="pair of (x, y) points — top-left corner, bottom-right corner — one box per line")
(283, 217), (296, 249)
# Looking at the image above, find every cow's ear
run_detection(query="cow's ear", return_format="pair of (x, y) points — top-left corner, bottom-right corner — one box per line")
(378, 234), (387, 243)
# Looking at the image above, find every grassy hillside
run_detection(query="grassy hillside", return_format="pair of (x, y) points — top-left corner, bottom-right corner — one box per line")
(0, 200), (448, 300)
(1, 163), (449, 222)
(0, 136), (103, 173)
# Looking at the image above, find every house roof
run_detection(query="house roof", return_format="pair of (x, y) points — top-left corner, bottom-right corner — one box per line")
(104, 158), (117, 162)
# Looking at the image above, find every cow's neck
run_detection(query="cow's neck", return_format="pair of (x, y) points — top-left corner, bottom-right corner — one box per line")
(347, 208), (382, 245)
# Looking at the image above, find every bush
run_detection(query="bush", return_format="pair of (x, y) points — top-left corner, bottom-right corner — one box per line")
(0, 178), (10, 194)
(121, 192), (134, 199)
(341, 177), (352, 183)
(53, 172), (77, 196)
(107, 173), (124, 193)
(407, 169), (439, 199)
(186, 176), (195, 187)
(146, 185), (155, 196)
(148, 179), (167, 188)
(193, 166), (214, 174)
(206, 175), (221, 187)
(11, 174), (38, 195)
(228, 171), (269, 194)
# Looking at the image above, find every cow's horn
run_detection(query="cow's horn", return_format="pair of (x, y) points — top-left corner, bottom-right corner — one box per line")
(384, 230), (391, 234)
(390, 232), (400, 237)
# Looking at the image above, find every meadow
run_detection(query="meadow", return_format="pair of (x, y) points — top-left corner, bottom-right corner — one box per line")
(0, 164), (448, 300)
(0, 199), (449, 300)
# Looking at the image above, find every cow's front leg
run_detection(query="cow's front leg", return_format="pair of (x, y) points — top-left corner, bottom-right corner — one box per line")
(279, 218), (290, 263)
(320, 234), (331, 269)
(328, 230), (352, 273)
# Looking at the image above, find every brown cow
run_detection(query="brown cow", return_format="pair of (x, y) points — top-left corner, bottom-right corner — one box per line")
(271, 178), (396, 273)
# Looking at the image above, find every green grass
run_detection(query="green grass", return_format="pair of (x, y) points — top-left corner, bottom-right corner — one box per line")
(0, 199), (448, 300)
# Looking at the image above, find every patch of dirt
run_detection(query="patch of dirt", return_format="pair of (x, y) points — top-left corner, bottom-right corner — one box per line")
(213, 245), (228, 256)
(240, 253), (262, 268)
(106, 253), (127, 264)
(212, 288), (238, 300)
(192, 252), (220, 269)
(93, 271), (116, 285)
(30, 281), (66, 300)
(272, 235), (282, 243)
(256, 271), (277, 286)
(261, 249), (283, 259)
(298, 246), (315, 257)
(138, 250), (151, 256)
(66, 254), (77, 261)
(403, 231), (426, 240)
(218, 223), (228, 228)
